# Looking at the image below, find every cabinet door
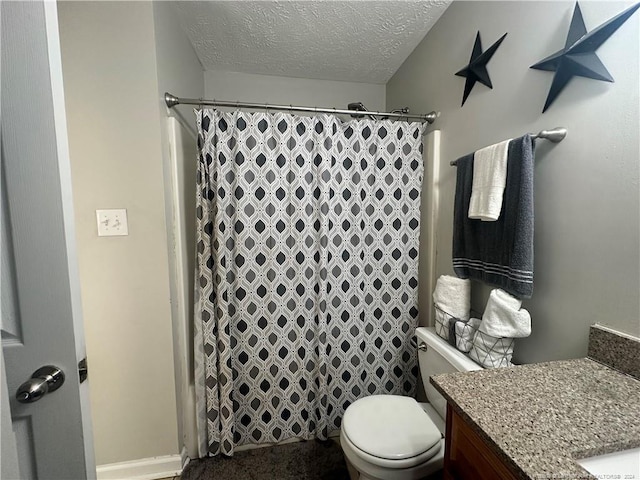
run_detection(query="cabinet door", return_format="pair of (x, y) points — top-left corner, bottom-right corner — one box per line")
(443, 405), (518, 480)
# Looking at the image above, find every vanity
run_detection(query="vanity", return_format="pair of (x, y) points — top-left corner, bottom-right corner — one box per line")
(430, 325), (640, 480)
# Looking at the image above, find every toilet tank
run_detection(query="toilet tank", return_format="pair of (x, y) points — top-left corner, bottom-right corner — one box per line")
(416, 327), (482, 420)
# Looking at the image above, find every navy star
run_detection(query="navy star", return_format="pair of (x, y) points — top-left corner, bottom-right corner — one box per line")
(456, 31), (508, 106)
(531, 2), (640, 113)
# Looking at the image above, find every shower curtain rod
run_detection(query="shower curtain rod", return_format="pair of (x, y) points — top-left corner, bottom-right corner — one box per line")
(449, 127), (568, 166)
(164, 92), (438, 124)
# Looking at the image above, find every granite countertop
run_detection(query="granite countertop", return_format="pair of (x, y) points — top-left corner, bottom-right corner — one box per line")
(431, 357), (640, 480)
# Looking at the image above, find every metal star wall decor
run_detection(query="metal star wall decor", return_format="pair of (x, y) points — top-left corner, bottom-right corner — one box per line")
(531, 2), (640, 113)
(456, 31), (508, 107)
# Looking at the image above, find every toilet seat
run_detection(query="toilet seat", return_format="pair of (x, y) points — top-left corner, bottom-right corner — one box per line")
(342, 395), (442, 469)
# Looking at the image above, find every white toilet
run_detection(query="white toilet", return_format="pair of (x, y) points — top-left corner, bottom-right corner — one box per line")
(340, 327), (482, 480)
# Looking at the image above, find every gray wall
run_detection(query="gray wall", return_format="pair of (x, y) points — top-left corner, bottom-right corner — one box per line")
(153, 2), (204, 139)
(387, 1), (640, 363)
(205, 70), (386, 114)
(58, 1), (179, 466)
(152, 1), (204, 461)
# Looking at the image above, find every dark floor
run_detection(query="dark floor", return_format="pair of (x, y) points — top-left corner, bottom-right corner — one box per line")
(181, 439), (350, 480)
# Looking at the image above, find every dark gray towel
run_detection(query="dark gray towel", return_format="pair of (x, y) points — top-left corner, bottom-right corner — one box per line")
(452, 135), (535, 298)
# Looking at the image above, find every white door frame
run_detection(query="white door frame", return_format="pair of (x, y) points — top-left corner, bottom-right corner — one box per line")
(43, 2), (96, 473)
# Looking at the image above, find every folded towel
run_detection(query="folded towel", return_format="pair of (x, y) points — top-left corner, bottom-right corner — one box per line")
(479, 289), (531, 338)
(453, 135), (535, 298)
(454, 318), (481, 353)
(468, 140), (510, 221)
(433, 275), (471, 340)
(469, 330), (514, 368)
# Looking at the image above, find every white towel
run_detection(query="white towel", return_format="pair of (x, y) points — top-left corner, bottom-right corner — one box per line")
(469, 330), (514, 368)
(433, 275), (471, 320)
(433, 275), (471, 340)
(454, 318), (481, 353)
(468, 139), (510, 221)
(479, 289), (531, 338)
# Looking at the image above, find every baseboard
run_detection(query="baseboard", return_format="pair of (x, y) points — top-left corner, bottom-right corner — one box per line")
(96, 455), (182, 480)
(180, 445), (191, 470)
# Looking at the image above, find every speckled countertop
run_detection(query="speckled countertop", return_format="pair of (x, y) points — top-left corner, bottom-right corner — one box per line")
(431, 358), (640, 480)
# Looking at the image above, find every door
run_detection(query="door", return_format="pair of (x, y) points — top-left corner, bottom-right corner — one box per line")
(1, 1), (95, 479)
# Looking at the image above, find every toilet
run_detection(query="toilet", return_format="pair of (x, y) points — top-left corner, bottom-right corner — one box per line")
(340, 327), (482, 480)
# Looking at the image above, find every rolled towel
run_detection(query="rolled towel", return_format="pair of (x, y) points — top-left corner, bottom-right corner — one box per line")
(468, 139), (511, 221)
(479, 289), (531, 338)
(454, 318), (481, 353)
(433, 275), (471, 320)
(469, 330), (514, 368)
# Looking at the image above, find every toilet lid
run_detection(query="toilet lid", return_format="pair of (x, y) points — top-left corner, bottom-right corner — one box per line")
(342, 395), (441, 460)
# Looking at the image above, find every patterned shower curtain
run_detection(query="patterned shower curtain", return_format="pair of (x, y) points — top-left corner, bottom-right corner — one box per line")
(194, 109), (424, 457)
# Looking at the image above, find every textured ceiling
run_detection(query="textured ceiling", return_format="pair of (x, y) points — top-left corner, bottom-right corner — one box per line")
(172, 1), (451, 84)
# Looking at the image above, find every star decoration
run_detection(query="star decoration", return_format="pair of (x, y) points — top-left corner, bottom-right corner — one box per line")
(531, 2), (640, 113)
(456, 31), (508, 107)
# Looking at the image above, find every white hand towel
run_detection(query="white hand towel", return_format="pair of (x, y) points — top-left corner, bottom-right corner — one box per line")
(468, 139), (510, 221)
(479, 289), (531, 338)
(433, 275), (471, 320)
(455, 318), (481, 353)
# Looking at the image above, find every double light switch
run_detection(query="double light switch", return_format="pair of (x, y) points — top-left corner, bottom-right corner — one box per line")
(96, 209), (128, 236)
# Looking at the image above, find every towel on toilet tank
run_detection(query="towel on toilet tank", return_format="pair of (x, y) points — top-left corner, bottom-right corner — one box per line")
(454, 318), (481, 353)
(469, 330), (514, 368)
(433, 275), (471, 319)
(433, 275), (471, 340)
(479, 289), (531, 338)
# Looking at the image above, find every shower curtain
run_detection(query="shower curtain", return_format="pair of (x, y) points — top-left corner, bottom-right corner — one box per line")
(194, 109), (424, 457)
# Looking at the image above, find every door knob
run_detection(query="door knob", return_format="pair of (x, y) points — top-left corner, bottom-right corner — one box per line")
(15, 366), (65, 404)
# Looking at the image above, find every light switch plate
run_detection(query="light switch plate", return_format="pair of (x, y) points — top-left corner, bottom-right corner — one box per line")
(96, 209), (128, 236)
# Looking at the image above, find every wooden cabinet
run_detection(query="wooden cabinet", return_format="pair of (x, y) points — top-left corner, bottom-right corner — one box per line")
(443, 404), (519, 480)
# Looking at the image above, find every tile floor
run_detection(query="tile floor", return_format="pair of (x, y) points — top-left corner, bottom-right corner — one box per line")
(180, 439), (350, 480)
(168, 439), (445, 480)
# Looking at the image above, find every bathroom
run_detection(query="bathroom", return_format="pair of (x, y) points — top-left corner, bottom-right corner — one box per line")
(1, 1), (638, 479)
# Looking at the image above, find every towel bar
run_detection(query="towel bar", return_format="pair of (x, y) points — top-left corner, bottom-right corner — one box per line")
(450, 127), (567, 166)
